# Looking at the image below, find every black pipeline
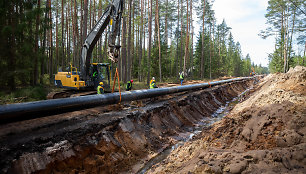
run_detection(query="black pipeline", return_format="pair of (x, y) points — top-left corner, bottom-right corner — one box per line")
(0, 77), (253, 123)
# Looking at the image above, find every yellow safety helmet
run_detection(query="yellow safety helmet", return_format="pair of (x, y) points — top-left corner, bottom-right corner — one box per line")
(99, 82), (103, 86)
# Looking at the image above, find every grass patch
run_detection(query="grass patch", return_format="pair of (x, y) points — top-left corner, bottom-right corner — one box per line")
(131, 81), (150, 90)
(0, 86), (48, 104)
(109, 80), (181, 92)
(108, 81), (149, 92)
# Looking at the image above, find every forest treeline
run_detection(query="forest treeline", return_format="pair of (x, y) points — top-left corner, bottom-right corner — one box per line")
(261, 0), (305, 73)
(0, 0), (304, 90)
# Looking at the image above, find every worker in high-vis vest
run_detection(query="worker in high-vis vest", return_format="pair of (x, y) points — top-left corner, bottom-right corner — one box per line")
(179, 72), (184, 85)
(97, 82), (104, 94)
(126, 80), (133, 91)
(93, 71), (98, 78)
(150, 77), (158, 89)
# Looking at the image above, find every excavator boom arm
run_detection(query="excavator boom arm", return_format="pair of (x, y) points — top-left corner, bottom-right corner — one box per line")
(81, 0), (124, 82)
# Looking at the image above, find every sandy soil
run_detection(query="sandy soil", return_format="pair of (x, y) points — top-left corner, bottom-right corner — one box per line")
(147, 66), (306, 174)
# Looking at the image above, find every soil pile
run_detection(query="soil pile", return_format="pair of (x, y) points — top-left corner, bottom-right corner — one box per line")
(147, 66), (306, 174)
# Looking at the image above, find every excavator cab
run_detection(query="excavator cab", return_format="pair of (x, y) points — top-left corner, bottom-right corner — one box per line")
(88, 63), (111, 91)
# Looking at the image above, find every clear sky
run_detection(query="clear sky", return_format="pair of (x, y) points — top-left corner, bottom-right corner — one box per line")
(212, 0), (275, 67)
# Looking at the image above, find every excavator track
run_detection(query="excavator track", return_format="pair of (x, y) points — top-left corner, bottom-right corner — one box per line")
(47, 90), (97, 99)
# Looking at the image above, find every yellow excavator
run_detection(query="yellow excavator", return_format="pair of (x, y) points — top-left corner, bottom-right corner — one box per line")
(53, 0), (123, 94)
(250, 67), (256, 76)
(54, 63), (111, 90)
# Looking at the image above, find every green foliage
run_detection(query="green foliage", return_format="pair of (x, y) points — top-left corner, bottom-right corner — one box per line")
(42, 74), (51, 85)
(193, 27), (255, 79)
(268, 47), (284, 73)
(0, 0), (45, 90)
(0, 86), (47, 104)
(262, 0), (305, 73)
(1, 0), (281, 104)
(255, 65), (269, 74)
(128, 81), (150, 90)
(291, 55), (306, 67)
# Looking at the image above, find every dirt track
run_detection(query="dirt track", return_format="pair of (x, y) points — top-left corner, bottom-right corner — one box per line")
(147, 66), (306, 174)
(0, 77), (254, 174)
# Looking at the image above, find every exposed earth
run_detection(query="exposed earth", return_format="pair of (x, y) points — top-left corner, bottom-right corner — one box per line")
(147, 66), (306, 174)
(0, 66), (305, 174)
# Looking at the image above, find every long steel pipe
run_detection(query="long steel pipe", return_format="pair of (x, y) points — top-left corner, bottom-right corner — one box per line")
(0, 77), (253, 123)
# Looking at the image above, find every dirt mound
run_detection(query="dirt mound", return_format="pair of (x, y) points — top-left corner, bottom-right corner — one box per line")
(148, 66), (306, 173)
(233, 66), (305, 113)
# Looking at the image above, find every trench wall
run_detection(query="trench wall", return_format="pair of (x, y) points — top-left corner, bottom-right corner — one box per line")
(5, 80), (253, 174)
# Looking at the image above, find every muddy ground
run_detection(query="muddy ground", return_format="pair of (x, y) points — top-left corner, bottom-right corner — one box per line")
(0, 77), (254, 173)
(147, 66), (306, 174)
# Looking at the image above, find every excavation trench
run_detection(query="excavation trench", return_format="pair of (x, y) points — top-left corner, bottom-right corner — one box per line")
(136, 90), (245, 174)
(0, 79), (254, 174)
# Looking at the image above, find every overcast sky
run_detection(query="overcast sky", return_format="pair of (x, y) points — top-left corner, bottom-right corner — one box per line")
(212, 0), (275, 67)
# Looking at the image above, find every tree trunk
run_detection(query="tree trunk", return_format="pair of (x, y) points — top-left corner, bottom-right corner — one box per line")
(283, 6), (287, 73)
(211, 21), (215, 79)
(183, 0), (189, 75)
(287, 7), (296, 71)
(131, 2), (135, 80)
(82, 0), (88, 49)
(39, 0), (44, 84)
(121, 0), (127, 82)
(93, 0), (97, 59)
(98, 0), (102, 61)
(49, 0), (53, 83)
(180, 0), (183, 73)
(8, 3), (16, 90)
(156, 0), (162, 82)
(93, 0), (96, 27)
(72, 0), (76, 65)
(209, 22), (212, 79)
(103, 32), (108, 62)
(201, 0), (206, 79)
(164, 0), (168, 46)
(127, 0), (132, 81)
(176, 0), (180, 82)
(66, 5), (70, 66)
(56, 0), (59, 73)
(29, 11), (34, 85)
(281, 6), (284, 72)
(190, 0), (193, 78)
(147, 0), (152, 85)
(80, 0), (83, 57)
(303, 41), (305, 65)
(89, 0), (92, 29)
(143, 0), (146, 81)
(34, 0), (40, 85)
(41, 0), (49, 83)
(70, 1), (74, 64)
(61, 0), (65, 69)
(138, 0), (144, 82)
(165, 0), (168, 76)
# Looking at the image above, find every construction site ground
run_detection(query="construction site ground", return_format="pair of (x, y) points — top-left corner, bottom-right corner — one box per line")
(147, 66), (306, 174)
(0, 66), (305, 174)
